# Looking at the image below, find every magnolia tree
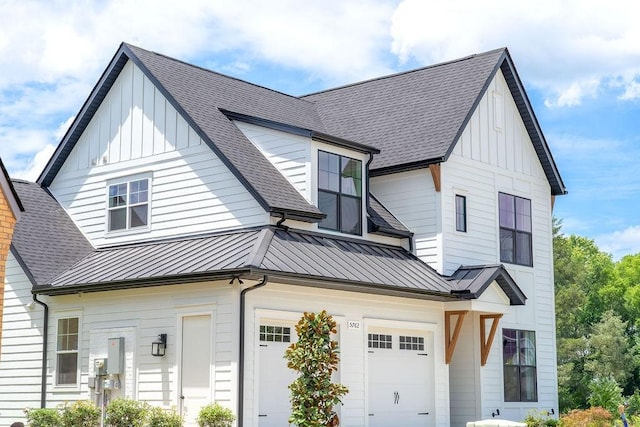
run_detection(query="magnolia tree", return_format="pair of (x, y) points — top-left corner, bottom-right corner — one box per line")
(285, 310), (348, 427)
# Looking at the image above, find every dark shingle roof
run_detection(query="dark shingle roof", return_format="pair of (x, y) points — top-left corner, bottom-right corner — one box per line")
(303, 48), (566, 195)
(367, 193), (411, 237)
(448, 264), (526, 305)
(38, 226), (454, 300)
(10, 180), (93, 286)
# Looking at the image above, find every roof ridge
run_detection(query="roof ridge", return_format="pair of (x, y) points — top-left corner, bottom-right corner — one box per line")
(123, 42), (317, 106)
(302, 47), (507, 98)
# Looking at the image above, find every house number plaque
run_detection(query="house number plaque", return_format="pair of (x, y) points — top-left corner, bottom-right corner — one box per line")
(348, 320), (361, 330)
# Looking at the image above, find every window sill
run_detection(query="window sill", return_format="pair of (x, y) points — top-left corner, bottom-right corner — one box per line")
(105, 226), (152, 239)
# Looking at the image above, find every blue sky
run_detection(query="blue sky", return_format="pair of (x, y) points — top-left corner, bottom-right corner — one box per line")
(0, 0), (638, 259)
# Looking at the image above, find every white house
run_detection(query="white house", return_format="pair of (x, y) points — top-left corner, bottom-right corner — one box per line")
(0, 43), (566, 427)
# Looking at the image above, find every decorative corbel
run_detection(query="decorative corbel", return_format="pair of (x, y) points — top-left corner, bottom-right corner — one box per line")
(429, 164), (441, 192)
(480, 314), (503, 366)
(445, 310), (468, 364)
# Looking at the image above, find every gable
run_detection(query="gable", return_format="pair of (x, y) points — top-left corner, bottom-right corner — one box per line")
(453, 68), (547, 181)
(48, 60), (268, 247)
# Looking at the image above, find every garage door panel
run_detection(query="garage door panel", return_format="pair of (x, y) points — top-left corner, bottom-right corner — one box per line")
(368, 328), (432, 427)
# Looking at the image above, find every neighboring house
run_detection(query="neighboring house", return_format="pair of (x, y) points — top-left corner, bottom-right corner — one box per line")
(0, 43), (566, 427)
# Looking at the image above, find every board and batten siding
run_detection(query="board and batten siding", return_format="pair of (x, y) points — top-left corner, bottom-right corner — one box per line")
(234, 121), (312, 203)
(0, 253), (44, 424)
(440, 69), (557, 422)
(243, 282), (450, 427)
(370, 169), (441, 270)
(49, 60), (267, 247)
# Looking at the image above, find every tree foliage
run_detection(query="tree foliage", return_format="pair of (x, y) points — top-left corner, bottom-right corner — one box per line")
(285, 310), (348, 427)
(554, 218), (640, 412)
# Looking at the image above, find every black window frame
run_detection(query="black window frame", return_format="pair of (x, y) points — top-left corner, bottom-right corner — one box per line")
(503, 328), (537, 402)
(455, 194), (467, 232)
(499, 192), (532, 266)
(318, 150), (362, 235)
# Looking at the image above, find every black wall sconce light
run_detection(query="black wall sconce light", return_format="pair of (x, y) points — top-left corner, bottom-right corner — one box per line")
(151, 333), (167, 357)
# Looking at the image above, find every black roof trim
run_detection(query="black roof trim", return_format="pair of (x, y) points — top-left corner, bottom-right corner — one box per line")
(0, 159), (24, 213)
(221, 109), (380, 154)
(448, 264), (526, 306)
(9, 245), (37, 287)
(369, 158), (445, 177)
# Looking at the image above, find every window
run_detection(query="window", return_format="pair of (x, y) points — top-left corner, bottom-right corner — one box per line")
(499, 193), (532, 266)
(399, 335), (424, 351)
(368, 333), (392, 349)
(108, 178), (149, 232)
(503, 329), (537, 402)
(56, 317), (79, 386)
(259, 325), (291, 343)
(455, 195), (467, 232)
(318, 151), (362, 235)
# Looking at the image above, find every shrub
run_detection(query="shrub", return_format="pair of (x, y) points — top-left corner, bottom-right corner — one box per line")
(61, 400), (100, 427)
(147, 406), (183, 427)
(24, 407), (62, 427)
(196, 403), (235, 427)
(559, 407), (612, 427)
(588, 376), (623, 414)
(524, 409), (557, 426)
(285, 311), (348, 427)
(105, 398), (149, 427)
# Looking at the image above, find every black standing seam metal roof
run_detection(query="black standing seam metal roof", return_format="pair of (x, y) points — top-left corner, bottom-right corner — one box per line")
(302, 48), (567, 196)
(448, 264), (526, 306)
(35, 225), (525, 306)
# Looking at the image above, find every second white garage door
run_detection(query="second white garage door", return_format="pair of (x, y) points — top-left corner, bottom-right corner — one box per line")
(367, 327), (433, 426)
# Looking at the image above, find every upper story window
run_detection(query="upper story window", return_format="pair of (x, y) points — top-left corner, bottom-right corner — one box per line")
(455, 194), (467, 232)
(108, 178), (149, 232)
(56, 317), (79, 386)
(499, 193), (532, 266)
(318, 151), (362, 235)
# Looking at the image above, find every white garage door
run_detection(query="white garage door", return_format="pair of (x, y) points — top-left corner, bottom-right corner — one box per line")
(368, 328), (432, 426)
(258, 323), (297, 426)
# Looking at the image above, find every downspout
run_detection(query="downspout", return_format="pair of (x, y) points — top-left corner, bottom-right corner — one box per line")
(33, 293), (49, 408)
(238, 275), (268, 427)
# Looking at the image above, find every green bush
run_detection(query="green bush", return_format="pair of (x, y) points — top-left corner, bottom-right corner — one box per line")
(147, 406), (183, 427)
(61, 400), (100, 427)
(588, 376), (623, 414)
(196, 403), (235, 427)
(105, 398), (149, 427)
(24, 407), (62, 427)
(524, 409), (558, 426)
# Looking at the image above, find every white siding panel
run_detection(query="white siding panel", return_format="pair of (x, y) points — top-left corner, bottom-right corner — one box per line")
(0, 254), (44, 425)
(234, 122), (311, 203)
(370, 169), (441, 270)
(445, 68), (558, 419)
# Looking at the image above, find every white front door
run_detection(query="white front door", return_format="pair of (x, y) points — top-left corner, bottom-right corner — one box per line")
(258, 323), (297, 426)
(368, 328), (432, 426)
(180, 315), (212, 426)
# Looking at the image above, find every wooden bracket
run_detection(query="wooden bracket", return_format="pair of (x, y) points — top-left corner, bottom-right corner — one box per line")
(429, 164), (441, 192)
(480, 314), (503, 366)
(445, 310), (468, 364)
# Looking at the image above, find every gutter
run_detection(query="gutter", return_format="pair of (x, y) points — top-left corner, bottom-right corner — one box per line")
(238, 275), (268, 427)
(32, 294), (49, 408)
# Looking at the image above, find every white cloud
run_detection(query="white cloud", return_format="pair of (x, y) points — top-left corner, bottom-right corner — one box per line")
(11, 144), (56, 182)
(597, 226), (640, 260)
(390, 0), (640, 107)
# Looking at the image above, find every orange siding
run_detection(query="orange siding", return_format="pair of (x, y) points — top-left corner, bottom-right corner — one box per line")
(0, 186), (18, 344)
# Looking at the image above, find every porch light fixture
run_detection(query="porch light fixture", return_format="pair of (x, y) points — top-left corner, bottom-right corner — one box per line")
(151, 334), (167, 357)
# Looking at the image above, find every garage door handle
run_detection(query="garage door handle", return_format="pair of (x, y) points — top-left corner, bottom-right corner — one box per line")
(418, 412), (429, 415)
(258, 414), (267, 417)
(368, 414), (374, 416)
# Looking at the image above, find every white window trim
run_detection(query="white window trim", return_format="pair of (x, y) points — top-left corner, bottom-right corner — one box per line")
(53, 311), (83, 391)
(105, 173), (152, 236)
